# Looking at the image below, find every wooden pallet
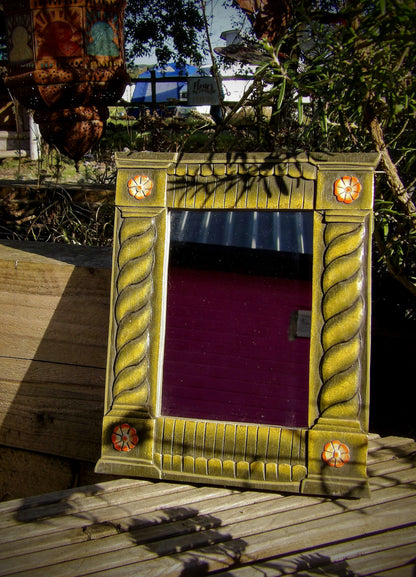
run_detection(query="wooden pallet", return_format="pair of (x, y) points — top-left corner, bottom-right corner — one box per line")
(0, 434), (414, 576)
(0, 240), (115, 499)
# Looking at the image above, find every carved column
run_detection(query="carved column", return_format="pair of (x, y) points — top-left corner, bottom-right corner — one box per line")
(96, 156), (170, 478)
(303, 162), (375, 497)
(318, 212), (370, 429)
(109, 214), (157, 416)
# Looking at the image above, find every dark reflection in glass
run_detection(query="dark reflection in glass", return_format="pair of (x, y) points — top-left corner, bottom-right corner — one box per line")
(162, 211), (313, 428)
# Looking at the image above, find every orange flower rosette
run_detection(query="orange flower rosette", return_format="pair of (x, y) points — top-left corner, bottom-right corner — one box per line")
(111, 423), (139, 452)
(127, 174), (153, 199)
(322, 440), (350, 468)
(334, 176), (361, 204)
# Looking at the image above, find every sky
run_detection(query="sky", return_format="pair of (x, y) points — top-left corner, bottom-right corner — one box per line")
(204, 0), (243, 48)
(134, 1), (248, 66)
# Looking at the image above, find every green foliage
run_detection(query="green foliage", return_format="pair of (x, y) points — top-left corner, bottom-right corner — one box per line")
(124, 0), (206, 65)
(241, 0), (416, 310)
(257, 1), (413, 147)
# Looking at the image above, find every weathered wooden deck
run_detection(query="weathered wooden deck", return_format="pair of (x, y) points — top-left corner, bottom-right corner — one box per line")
(0, 433), (414, 576)
(0, 240), (415, 575)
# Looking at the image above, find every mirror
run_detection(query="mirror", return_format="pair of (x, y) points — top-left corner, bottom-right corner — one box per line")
(96, 152), (379, 498)
(163, 210), (313, 427)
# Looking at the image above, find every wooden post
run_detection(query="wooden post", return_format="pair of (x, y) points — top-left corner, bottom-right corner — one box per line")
(151, 70), (157, 112)
(29, 113), (40, 160)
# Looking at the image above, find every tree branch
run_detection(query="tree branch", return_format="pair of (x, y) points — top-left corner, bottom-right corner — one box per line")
(369, 116), (416, 228)
(374, 226), (416, 297)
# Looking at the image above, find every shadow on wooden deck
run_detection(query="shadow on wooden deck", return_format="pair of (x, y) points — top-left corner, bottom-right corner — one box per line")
(0, 435), (414, 576)
(0, 241), (415, 575)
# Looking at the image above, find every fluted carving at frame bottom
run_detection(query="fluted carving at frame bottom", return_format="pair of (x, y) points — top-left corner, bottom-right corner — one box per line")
(154, 418), (307, 485)
(109, 216), (156, 413)
(155, 455), (307, 484)
(318, 220), (366, 424)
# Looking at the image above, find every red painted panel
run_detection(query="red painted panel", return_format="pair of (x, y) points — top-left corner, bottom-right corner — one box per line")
(162, 264), (312, 428)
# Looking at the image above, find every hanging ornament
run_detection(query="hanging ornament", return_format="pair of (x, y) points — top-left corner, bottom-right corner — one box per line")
(3, 0), (129, 163)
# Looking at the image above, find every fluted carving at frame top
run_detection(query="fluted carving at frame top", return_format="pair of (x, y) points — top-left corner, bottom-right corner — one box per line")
(318, 217), (367, 425)
(166, 158), (317, 210)
(109, 216), (156, 413)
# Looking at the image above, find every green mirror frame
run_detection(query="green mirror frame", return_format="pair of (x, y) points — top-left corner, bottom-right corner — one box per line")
(96, 151), (380, 498)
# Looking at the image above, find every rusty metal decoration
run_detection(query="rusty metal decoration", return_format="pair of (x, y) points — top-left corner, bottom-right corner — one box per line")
(236, 0), (292, 44)
(236, 1), (346, 45)
(3, 0), (129, 163)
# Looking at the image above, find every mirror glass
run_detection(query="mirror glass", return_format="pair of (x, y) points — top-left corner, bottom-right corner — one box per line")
(162, 210), (313, 428)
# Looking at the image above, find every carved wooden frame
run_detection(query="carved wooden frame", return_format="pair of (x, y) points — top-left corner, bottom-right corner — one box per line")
(96, 152), (379, 497)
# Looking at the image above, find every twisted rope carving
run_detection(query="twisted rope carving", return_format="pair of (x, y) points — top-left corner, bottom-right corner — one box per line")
(318, 221), (366, 422)
(110, 217), (156, 411)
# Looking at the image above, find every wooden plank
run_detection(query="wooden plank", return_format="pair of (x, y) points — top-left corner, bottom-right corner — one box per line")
(369, 465), (416, 489)
(374, 566), (416, 577)
(0, 446), (84, 503)
(0, 445), (119, 503)
(0, 490), (310, 561)
(0, 488), (276, 563)
(292, 543), (416, 576)
(0, 481), (196, 531)
(0, 242), (112, 463)
(0, 241), (111, 368)
(212, 526), (416, 576)
(368, 451), (416, 478)
(367, 438), (416, 465)
(0, 150), (27, 159)
(1, 479), (415, 576)
(0, 435), (414, 576)
(0, 261), (111, 367)
(368, 435), (416, 452)
(0, 368), (105, 462)
(0, 241), (112, 268)
(0, 484), (241, 544)
(333, 542), (416, 576)
(1, 442), (414, 537)
(0, 492), (282, 575)
(0, 478), (145, 516)
(0, 358), (106, 388)
(75, 496), (415, 577)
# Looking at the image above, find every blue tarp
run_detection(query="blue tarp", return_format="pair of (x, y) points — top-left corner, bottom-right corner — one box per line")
(131, 63), (199, 104)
